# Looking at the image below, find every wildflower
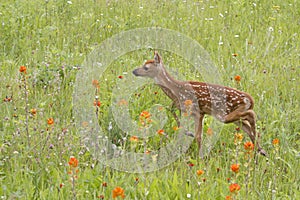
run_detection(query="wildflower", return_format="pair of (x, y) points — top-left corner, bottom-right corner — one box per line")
(47, 118), (54, 125)
(118, 75), (123, 79)
(3, 96), (12, 102)
(19, 66), (27, 73)
(234, 75), (241, 82)
(97, 195), (104, 199)
(102, 182), (107, 187)
(234, 133), (243, 144)
(231, 164), (240, 173)
(206, 127), (213, 136)
(225, 196), (232, 200)
(232, 53), (238, 57)
(30, 108), (37, 116)
(140, 111), (151, 119)
(196, 170), (204, 176)
(157, 129), (165, 136)
(184, 99), (193, 107)
(118, 99), (128, 106)
(68, 156), (78, 168)
(235, 127), (240, 131)
(129, 136), (139, 142)
(187, 194), (191, 198)
(272, 138), (279, 146)
(173, 126), (180, 131)
(92, 80), (100, 88)
(59, 183), (64, 188)
(244, 141), (254, 151)
(188, 163), (194, 167)
(134, 177), (139, 185)
(145, 150), (151, 154)
(229, 183), (241, 193)
(139, 111), (152, 126)
(94, 100), (101, 107)
(112, 186), (125, 199)
(202, 178), (206, 182)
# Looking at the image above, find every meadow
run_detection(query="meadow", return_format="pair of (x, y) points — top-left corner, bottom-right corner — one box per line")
(0, 0), (299, 199)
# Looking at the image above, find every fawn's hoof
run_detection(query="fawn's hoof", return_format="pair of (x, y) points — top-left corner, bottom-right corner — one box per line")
(258, 148), (267, 157)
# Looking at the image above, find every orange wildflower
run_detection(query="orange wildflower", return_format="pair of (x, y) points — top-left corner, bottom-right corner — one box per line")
(47, 118), (54, 125)
(196, 170), (204, 176)
(206, 127), (213, 136)
(229, 183), (241, 193)
(30, 108), (37, 115)
(19, 66), (27, 73)
(112, 186), (125, 199)
(272, 138), (280, 146)
(157, 129), (164, 136)
(140, 111), (151, 119)
(244, 141), (254, 151)
(184, 99), (193, 107)
(232, 53), (238, 57)
(118, 99), (128, 106)
(145, 150), (151, 154)
(231, 164), (240, 173)
(68, 156), (78, 168)
(173, 126), (180, 131)
(92, 79), (100, 88)
(130, 136), (139, 142)
(225, 196), (232, 200)
(234, 75), (241, 82)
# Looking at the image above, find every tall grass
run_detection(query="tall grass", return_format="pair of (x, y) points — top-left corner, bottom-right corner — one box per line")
(0, 0), (299, 199)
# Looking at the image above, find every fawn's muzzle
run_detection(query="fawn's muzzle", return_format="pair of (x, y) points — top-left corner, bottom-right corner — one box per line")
(132, 69), (140, 76)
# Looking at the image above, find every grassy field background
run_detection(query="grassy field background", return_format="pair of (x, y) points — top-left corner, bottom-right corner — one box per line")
(0, 0), (299, 199)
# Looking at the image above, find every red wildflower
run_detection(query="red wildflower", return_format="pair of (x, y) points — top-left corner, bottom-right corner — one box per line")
(94, 100), (101, 107)
(188, 163), (194, 167)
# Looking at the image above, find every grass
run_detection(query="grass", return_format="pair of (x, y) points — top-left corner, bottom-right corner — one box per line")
(0, 0), (299, 199)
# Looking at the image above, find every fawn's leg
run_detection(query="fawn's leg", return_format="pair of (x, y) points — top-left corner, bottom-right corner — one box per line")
(194, 113), (204, 157)
(170, 102), (180, 127)
(232, 113), (267, 156)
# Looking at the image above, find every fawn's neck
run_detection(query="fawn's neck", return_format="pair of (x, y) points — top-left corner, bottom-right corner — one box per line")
(154, 67), (183, 93)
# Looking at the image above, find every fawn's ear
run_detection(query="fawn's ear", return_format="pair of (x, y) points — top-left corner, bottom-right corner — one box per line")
(154, 51), (162, 64)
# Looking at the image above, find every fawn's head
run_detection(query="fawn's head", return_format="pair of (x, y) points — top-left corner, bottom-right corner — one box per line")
(132, 51), (163, 79)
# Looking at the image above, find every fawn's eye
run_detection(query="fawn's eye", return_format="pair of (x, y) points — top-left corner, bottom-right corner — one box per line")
(143, 66), (149, 71)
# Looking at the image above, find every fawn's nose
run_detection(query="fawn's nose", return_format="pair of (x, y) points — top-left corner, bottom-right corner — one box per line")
(132, 69), (139, 76)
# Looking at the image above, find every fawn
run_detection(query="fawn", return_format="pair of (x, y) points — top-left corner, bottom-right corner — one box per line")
(132, 52), (266, 156)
